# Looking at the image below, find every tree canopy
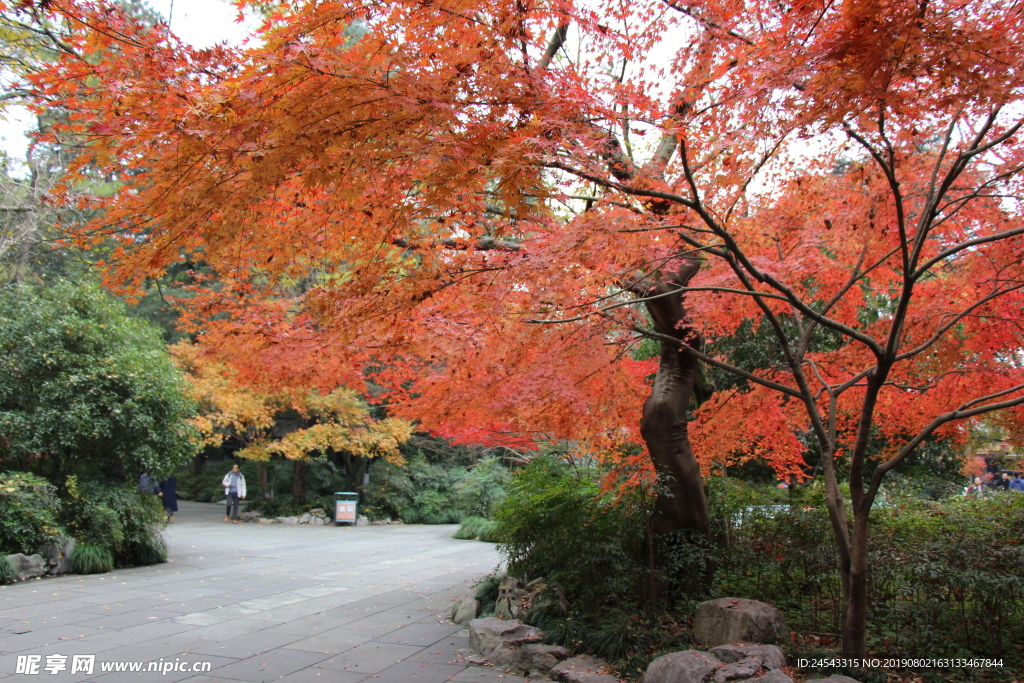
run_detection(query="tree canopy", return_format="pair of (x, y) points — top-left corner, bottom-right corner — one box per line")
(0, 280), (198, 479)
(21, 0), (1024, 656)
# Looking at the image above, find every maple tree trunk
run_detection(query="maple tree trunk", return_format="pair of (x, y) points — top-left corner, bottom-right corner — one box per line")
(837, 373), (887, 658)
(638, 264), (713, 603)
(843, 512), (869, 657)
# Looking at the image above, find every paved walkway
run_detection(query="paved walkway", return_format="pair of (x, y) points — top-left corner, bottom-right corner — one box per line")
(0, 502), (520, 683)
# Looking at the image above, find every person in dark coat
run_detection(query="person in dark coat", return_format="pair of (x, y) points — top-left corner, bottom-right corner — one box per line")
(158, 477), (178, 521)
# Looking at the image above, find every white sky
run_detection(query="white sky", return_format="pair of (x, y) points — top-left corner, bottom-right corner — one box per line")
(0, 0), (257, 165)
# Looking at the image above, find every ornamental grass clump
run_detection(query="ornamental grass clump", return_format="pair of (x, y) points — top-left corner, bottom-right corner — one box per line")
(453, 516), (499, 541)
(71, 543), (114, 574)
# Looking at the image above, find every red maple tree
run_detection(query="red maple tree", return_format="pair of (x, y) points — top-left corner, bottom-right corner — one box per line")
(25, 0), (1024, 656)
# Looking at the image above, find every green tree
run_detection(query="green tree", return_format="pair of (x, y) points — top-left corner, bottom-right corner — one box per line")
(0, 280), (197, 480)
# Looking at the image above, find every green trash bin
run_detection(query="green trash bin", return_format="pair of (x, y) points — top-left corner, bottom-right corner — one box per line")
(334, 492), (358, 526)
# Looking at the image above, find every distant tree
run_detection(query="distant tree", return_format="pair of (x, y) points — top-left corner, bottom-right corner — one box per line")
(0, 281), (197, 480)
(173, 341), (413, 501)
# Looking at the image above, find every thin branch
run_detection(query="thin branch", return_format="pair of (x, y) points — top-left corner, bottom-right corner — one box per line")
(525, 286), (687, 324)
(660, 0), (754, 45)
(797, 240), (869, 359)
(391, 236), (521, 252)
(631, 325), (804, 398)
(674, 139), (887, 357)
(537, 22), (570, 70)
(913, 225), (1024, 280)
(895, 282), (1024, 361)
(867, 384), (1024, 501)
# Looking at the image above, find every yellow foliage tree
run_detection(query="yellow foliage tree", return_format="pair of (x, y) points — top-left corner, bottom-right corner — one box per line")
(171, 342), (413, 500)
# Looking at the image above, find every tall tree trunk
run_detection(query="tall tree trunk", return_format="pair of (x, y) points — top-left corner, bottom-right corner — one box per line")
(340, 452), (368, 497)
(292, 459), (307, 503)
(256, 461), (271, 499)
(270, 464), (281, 500)
(843, 512), (870, 657)
(636, 261), (712, 604)
(192, 448), (208, 476)
(838, 372), (887, 658)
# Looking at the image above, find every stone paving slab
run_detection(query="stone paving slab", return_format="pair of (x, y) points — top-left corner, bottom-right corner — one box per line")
(208, 648), (328, 682)
(314, 642), (425, 675)
(0, 501), (501, 682)
(275, 670), (365, 683)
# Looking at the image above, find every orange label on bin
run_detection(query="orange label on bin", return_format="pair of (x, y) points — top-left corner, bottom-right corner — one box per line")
(335, 501), (356, 521)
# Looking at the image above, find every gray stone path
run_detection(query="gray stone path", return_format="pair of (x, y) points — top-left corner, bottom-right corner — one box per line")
(0, 502), (524, 683)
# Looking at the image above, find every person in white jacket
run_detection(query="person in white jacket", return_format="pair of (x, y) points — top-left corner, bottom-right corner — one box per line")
(222, 463), (247, 523)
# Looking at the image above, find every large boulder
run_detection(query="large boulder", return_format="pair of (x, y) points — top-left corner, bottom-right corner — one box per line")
(494, 576), (530, 620)
(527, 578), (570, 617)
(451, 596), (479, 624)
(550, 655), (619, 683)
(44, 538), (75, 576)
(694, 598), (787, 647)
(493, 575), (570, 621)
(713, 656), (762, 683)
(492, 643), (571, 674)
(294, 509), (330, 525)
(467, 617), (543, 657)
(7, 553), (47, 581)
(467, 617), (569, 676)
(644, 650), (723, 683)
(710, 644), (786, 671)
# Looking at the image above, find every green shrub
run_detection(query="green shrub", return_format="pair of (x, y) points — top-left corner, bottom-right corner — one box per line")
(422, 511), (448, 525)
(362, 459), (417, 518)
(493, 454), (649, 611)
(453, 516), (485, 539)
(121, 537), (167, 566)
(537, 610), (695, 676)
(0, 280), (198, 479)
(359, 505), (388, 521)
(713, 485), (1024, 664)
(399, 507), (422, 524)
(74, 504), (124, 548)
(62, 478), (167, 568)
(71, 543), (114, 574)
(0, 472), (63, 555)
(474, 574), (501, 615)
(453, 456), (511, 517)
(363, 454), (507, 523)
(0, 554), (15, 584)
(476, 520), (501, 542)
(415, 488), (453, 522)
(453, 516), (499, 541)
